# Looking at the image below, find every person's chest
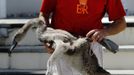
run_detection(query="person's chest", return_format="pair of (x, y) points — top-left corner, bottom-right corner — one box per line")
(56, 0), (107, 15)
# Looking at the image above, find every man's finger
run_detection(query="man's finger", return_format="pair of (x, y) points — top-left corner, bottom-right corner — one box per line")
(86, 29), (96, 38)
(44, 44), (54, 54)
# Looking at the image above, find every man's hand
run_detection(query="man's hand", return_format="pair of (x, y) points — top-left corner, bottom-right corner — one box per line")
(39, 15), (45, 22)
(44, 43), (54, 54)
(86, 17), (126, 42)
(39, 12), (50, 27)
(86, 29), (109, 42)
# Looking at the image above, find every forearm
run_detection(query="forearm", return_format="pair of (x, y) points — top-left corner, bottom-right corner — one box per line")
(104, 17), (126, 36)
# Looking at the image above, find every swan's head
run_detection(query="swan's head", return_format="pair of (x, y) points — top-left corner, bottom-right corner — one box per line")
(9, 18), (47, 56)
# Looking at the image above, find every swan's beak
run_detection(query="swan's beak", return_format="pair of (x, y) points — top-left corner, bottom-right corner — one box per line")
(9, 40), (18, 56)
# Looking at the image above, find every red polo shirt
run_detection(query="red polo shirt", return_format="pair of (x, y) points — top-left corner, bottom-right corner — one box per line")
(40, 0), (126, 36)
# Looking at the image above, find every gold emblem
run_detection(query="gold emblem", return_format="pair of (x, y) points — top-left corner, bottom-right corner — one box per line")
(76, 0), (88, 14)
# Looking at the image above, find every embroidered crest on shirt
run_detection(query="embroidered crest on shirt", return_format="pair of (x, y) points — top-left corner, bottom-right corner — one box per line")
(77, 0), (88, 14)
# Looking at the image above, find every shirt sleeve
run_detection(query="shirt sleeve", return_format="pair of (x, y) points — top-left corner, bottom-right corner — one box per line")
(40, 0), (56, 14)
(106, 0), (126, 21)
